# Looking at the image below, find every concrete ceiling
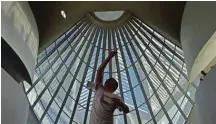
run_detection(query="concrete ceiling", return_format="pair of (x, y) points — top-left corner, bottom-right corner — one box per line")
(29, 1), (186, 52)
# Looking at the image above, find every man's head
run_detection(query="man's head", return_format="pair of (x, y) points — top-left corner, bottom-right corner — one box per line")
(104, 78), (118, 93)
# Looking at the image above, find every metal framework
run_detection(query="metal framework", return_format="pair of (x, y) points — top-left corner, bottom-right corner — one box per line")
(23, 14), (198, 124)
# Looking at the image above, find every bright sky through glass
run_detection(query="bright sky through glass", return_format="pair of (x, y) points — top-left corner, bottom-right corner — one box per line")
(94, 11), (124, 21)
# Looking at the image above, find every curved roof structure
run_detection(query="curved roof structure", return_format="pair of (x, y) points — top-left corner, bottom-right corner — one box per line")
(28, 1), (186, 52)
(23, 12), (197, 124)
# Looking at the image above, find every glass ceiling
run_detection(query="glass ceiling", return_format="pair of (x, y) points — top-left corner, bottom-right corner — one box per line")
(94, 11), (124, 21)
(23, 15), (199, 124)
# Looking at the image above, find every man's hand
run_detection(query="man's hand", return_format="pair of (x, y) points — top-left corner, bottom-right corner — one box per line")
(112, 98), (129, 114)
(109, 51), (117, 58)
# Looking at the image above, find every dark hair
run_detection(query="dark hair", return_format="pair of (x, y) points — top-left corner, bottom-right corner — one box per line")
(104, 78), (118, 91)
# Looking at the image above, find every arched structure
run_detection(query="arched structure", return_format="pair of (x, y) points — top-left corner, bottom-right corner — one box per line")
(23, 13), (198, 124)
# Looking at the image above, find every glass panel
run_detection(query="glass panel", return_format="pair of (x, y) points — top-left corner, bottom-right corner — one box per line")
(154, 31), (164, 41)
(48, 51), (58, 64)
(165, 39), (175, 50)
(143, 79), (153, 99)
(35, 81), (45, 95)
(39, 60), (49, 74)
(52, 58), (62, 72)
(61, 46), (71, 60)
(134, 85), (146, 106)
(173, 111), (185, 124)
(42, 114), (53, 124)
(58, 40), (68, 53)
(135, 62), (146, 81)
(28, 90), (37, 105)
(58, 112), (70, 124)
(187, 85), (196, 101)
(56, 65), (67, 81)
(181, 97), (193, 117)
(175, 47), (184, 59)
(62, 73), (73, 91)
(23, 81), (31, 92)
(178, 75), (189, 92)
(47, 101), (60, 121)
(126, 110), (139, 124)
(128, 66), (139, 87)
(55, 88), (66, 106)
(56, 34), (65, 45)
(165, 98), (178, 119)
(157, 85), (169, 105)
(155, 110), (169, 124)
(94, 11), (124, 21)
(34, 101), (45, 119)
(38, 50), (46, 63)
(46, 42), (56, 55)
(41, 90), (52, 108)
(150, 95), (161, 115)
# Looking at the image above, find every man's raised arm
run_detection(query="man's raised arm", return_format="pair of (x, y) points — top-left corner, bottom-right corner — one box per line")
(95, 51), (117, 90)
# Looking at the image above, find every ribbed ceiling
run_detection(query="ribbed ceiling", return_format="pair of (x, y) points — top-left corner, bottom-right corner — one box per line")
(23, 14), (197, 124)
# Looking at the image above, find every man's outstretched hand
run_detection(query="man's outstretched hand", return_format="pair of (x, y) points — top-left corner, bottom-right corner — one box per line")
(109, 50), (118, 58)
(112, 98), (129, 114)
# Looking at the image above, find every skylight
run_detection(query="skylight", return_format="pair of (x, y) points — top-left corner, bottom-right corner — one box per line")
(94, 11), (124, 21)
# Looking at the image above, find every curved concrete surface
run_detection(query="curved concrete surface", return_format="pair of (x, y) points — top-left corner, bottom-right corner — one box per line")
(28, 1), (186, 52)
(1, 1), (39, 80)
(1, 68), (29, 124)
(195, 66), (216, 124)
(181, 2), (216, 82)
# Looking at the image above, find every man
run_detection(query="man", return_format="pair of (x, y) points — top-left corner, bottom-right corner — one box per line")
(89, 51), (129, 124)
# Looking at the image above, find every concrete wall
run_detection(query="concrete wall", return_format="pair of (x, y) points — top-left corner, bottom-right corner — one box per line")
(186, 104), (200, 124)
(1, 68), (29, 124)
(181, 2), (216, 82)
(27, 107), (39, 124)
(1, 1), (39, 80)
(195, 66), (216, 124)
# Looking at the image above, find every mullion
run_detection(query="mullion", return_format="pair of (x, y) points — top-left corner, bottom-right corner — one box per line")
(108, 29), (112, 78)
(171, 86), (191, 123)
(126, 21), (188, 112)
(102, 29), (107, 75)
(83, 28), (104, 124)
(119, 25), (157, 124)
(111, 29), (128, 124)
(115, 28), (142, 124)
(123, 24), (188, 120)
(31, 23), (92, 108)
(69, 28), (100, 123)
(131, 18), (187, 80)
(121, 25), (173, 123)
(132, 16), (185, 63)
(54, 25), (96, 123)
(27, 21), (90, 94)
(36, 18), (87, 68)
(38, 23), (93, 122)
(128, 20), (194, 104)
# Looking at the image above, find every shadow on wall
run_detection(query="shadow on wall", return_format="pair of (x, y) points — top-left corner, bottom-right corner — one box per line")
(2, 37), (32, 84)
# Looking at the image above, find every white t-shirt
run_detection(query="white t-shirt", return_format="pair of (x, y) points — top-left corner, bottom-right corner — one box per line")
(89, 86), (119, 124)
